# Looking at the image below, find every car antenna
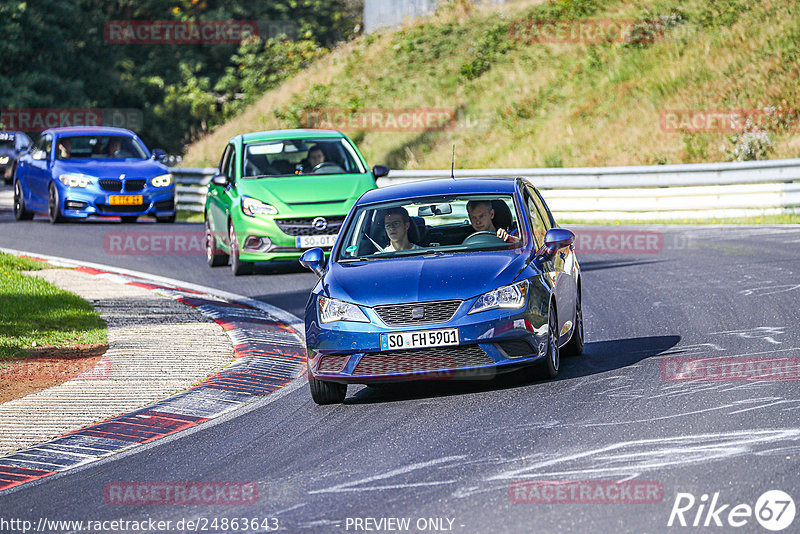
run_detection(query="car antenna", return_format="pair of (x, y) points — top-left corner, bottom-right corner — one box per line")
(451, 144), (456, 180)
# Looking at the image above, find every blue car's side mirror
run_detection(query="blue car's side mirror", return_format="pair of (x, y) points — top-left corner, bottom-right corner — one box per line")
(300, 248), (326, 278)
(152, 148), (167, 161)
(535, 228), (575, 264)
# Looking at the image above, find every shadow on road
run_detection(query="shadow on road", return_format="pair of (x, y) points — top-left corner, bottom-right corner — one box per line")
(344, 334), (681, 405)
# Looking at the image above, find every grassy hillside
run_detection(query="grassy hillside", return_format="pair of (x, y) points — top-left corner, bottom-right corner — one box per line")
(184, 0), (800, 170)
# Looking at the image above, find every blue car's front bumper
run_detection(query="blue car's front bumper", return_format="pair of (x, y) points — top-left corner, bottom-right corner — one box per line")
(59, 183), (175, 219)
(305, 298), (550, 384)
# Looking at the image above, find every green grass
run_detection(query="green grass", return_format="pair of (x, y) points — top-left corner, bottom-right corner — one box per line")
(0, 254), (107, 360)
(177, 210), (204, 223)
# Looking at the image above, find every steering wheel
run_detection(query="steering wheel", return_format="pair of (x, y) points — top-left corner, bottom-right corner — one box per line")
(311, 161), (344, 173)
(463, 230), (506, 245)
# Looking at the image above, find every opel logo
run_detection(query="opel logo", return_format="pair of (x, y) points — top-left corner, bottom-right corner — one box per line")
(312, 217), (328, 231)
(411, 307), (425, 320)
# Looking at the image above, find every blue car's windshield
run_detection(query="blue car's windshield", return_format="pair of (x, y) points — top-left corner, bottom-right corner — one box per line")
(336, 194), (524, 261)
(55, 135), (148, 160)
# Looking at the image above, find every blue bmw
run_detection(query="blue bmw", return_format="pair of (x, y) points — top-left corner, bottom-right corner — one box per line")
(300, 177), (583, 404)
(13, 127), (175, 224)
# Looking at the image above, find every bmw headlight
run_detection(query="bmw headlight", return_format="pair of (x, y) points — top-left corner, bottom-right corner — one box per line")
(151, 173), (173, 187)
(58, 173), (93, 188)
(241, 196), (278, 217)
(468, 280), (529, 314)
(0, 156), (9, 165)
(318, 296), (369, 324)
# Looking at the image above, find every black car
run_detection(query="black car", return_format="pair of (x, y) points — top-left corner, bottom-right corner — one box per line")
(0, 131), (33, 185)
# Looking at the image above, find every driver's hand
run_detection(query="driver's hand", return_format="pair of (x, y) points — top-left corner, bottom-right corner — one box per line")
(496, 228), (519, 244)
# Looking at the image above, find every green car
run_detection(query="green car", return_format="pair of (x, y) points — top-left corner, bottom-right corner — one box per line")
(204, 129), (387, 275)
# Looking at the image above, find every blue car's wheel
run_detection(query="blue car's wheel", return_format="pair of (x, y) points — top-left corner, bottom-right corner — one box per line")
(309, 373), (347, 405)
(48, 183), (65, 224)
(540, 305), (560, 379)
(562, 289), (584, 356)
(13, 180), (33, 221)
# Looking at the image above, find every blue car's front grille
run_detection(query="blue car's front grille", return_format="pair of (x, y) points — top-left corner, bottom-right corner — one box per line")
(374, 300), (462, 327)
(352, 345), (492, 376)
(99, 179), (122, 192)
(124, 179), (146, 192)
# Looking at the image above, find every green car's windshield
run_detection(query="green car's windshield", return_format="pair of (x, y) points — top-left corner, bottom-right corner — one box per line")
(242, 138), (365, 178)
(336, 194), (524, 261)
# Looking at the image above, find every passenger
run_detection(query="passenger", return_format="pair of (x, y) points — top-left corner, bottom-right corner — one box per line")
(383, 207), (420, 252)
(56, 138), (71, 159)
(466, 200), (519, 244)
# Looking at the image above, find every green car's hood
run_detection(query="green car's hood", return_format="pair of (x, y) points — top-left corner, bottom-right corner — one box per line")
(241, 173), (373, 206)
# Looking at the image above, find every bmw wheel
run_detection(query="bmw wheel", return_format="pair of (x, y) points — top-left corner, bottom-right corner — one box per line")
(206, 217), (229, 267)
(48, 183), (65, 224)
(229, 221), (253, 276)
(13, 180), (33, 221)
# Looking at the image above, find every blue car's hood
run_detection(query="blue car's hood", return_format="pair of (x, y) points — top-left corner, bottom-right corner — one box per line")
(55, 159), (167, 178)
(325, 251), (530, 305)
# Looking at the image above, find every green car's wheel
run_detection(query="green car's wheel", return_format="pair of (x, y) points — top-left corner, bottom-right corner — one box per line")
(206, 218), (229, 267)
(229, 221), (253, 276)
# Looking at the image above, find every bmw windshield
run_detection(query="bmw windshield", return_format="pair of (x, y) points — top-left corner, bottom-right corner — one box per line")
(335, 194), (525, 261)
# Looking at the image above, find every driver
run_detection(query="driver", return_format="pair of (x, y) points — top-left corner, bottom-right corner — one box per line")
(383, 207), (419, 252)
(466, 200), (519, 244)
(57, 138), (72, 159)
(107, 138), (122, 157)
(307, 146), (326, 169)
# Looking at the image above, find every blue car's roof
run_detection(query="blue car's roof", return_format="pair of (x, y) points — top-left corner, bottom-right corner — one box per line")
(359, 177), (519, 204)
(43, 126), (138, 138)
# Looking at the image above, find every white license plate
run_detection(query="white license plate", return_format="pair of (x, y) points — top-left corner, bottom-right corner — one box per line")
(296, 234), (337, 249)
(380, 328), (460, 351)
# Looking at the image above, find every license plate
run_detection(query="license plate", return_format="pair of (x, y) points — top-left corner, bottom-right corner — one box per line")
(296, 234), (337, 249)
(108, 195), (143, 206)
(380, 328), (459, 351)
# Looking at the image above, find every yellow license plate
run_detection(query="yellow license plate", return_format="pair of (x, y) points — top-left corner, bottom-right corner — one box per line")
(108, 195), (143, 206)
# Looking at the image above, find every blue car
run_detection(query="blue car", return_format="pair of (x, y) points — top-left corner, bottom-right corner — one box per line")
(13, 127), (175, 224)
(300, 177), (583, 404)
(1, 131), (33, 185)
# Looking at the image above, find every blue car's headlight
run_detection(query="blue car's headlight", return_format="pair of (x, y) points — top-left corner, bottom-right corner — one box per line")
(58, 173), (93, 188)
(468, 280), (529, 314)
(151, 173), (173, 187)
(0, 156), (9, 165)
(241, 196), (278, 217)
(318, 296), (369, 324)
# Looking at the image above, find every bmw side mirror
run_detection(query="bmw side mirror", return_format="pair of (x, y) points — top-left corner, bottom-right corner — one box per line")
(210, 173), (229, 187)
(152, 149), (167, 161)
(31, 149), (47, 161)
(300, 248), (326, 278)
(372, 165), (389, 179)
(535, 228), (575, 262)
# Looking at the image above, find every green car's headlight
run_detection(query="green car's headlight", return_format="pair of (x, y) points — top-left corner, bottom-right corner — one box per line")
(58, 173), (93, 188)
(468, 280), (529, 314)
(241, 196), (278, 217)
(318, 296), (369, 324)
(151, 173), (173, 187)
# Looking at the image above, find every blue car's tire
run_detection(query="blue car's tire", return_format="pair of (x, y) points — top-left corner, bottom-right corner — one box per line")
(309, 374), (347, 405)
(48, 183), (66, 224)
(120, 216), (138, 224)
(562, 290), (584, 357)
(229, 221), (253, 276)
(13, 180), (33, 221)
(539, 305), (560, 379)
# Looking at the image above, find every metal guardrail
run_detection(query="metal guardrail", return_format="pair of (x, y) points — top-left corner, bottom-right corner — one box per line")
(173, 159), (800, 220)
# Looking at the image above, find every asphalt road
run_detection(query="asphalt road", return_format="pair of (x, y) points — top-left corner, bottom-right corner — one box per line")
(1, 189), (800, 533)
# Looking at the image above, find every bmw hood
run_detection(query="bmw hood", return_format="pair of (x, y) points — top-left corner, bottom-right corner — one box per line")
(55, 159), (168, 178)
(325, 251), (530, 306)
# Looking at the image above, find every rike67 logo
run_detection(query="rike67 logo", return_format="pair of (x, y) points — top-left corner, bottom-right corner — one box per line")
(668, 490), (795, 531)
